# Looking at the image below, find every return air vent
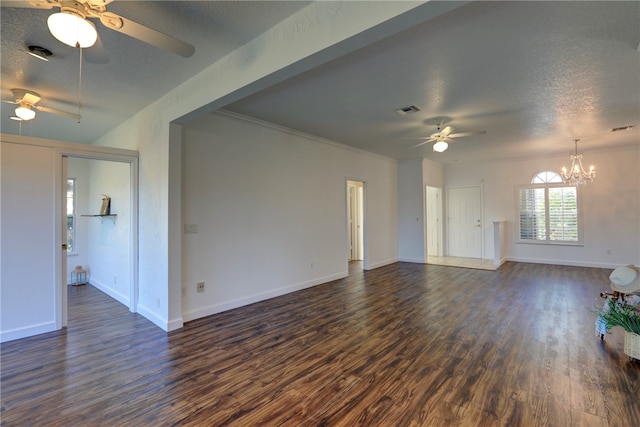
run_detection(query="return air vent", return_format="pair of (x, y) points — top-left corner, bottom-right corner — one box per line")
(611, 125), (634, 132)
(395, 105), (421, 116)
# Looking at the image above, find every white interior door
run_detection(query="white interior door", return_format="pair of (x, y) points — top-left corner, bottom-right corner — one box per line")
(426, 186), (442, 256)
(447, 186), (482, 258)
(347, 181), (364, 261)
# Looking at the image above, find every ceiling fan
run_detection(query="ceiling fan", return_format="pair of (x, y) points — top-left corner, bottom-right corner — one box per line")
(410, 121), (486, 152)
(6, 0), (195, 59)
(2, 88), (81, 121)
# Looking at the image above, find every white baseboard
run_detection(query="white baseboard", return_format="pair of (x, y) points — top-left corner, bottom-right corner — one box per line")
(88, 279), (130, 307)
(367, 257), (400, 270)
(397, 257), (425, 264)
(182, 272), (347, 323)
(0, 321), (57, 343)
(136, 303), (172, 331)
(505, 256), (618, 269)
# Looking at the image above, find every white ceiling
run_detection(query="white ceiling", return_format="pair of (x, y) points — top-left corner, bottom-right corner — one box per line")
(2, 1), (639, 164)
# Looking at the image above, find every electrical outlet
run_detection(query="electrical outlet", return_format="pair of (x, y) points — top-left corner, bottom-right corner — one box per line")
(197, 281), (205, 293)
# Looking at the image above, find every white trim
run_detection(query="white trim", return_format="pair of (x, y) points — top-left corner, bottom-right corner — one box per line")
(87, 280), (129, 307)
(137, 304), (172, 331)
(217, 110), (397, 163)
(398, 257), (427, 264)
(366, 258), (400, 270)
(346, 177), (369, 271)
(1, 133), (137, 157)
(181, 272), (347, 323)
(54, 147), (140, 319)
(505, 257), (620, 270)
(0, 321), (57, 343)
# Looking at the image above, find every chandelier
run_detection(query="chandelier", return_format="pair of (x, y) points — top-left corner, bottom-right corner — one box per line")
(561, 139), (595, 185)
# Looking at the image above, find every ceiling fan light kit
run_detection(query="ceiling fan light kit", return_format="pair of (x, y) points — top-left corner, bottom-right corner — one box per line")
(15, 104), (36, 121)
(432, 140), (449, 152)
(408, 120), (486, 153)
(561, 139), (595, 185)
(47, 8), (98, 48)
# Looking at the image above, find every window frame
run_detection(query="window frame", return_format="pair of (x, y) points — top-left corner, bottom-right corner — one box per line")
(66, 177), (77, 254)
(515, 178), (584, 247)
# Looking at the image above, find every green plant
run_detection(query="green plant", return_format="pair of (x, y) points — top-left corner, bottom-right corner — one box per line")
(595, 298), (640, 335)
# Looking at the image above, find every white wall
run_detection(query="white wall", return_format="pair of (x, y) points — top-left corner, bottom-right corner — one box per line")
(1, 142), (57, 341)
(444, 146), (640, 267)
(91, 2), (457, 331)
(397, 159), (426, 263)
(180, 111), (398, 322)
(85, 160), (131, 304)
(423, 158), (444, 188)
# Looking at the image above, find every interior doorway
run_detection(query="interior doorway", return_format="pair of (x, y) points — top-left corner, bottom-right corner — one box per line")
(60, 153), (138, 328)
(347, 180), (364, 262)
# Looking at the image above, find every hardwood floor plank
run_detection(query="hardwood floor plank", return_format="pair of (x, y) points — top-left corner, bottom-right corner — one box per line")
(2, 262), (639, 426)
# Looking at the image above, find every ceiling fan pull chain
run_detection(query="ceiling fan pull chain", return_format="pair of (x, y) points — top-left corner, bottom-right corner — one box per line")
(77, 44), (83, 123)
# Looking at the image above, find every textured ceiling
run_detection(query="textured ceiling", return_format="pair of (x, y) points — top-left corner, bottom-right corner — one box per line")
(1, 1), (311, 142)
(1, 1), (639, 164)
(224, 1), (640, 163)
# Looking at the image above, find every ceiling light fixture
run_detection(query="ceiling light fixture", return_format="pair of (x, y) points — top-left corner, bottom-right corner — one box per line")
(47, 6), (98, 48)
(432, 140), (449, 152)
(26, 45), (52, 61)
(15, 104), (36, 121)
(561, 139), (595, 185)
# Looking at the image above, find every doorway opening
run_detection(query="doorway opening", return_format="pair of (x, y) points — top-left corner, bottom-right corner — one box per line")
(346, 179), (367, 272)
(60, 153), (138, 328)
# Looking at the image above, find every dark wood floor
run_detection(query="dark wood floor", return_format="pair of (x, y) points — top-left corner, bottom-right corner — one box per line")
(2, 262), (639, 426)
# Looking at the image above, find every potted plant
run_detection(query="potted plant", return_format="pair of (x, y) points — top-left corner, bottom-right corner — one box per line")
(596, 298), (640, 360)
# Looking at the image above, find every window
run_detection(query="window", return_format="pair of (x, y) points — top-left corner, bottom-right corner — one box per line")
(517, 171), (580, 244)
(67, 178), (76, 253)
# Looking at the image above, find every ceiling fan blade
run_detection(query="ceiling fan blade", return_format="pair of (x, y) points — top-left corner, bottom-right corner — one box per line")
(99, 12), (195, 58)
(448, 131), (487, 138)
(83, 33), (109, 64)
(35, 105), (81, 120)
(440, 126), (453, 137)
(2, 100), (19, 105)
(410, 141), (431, 149)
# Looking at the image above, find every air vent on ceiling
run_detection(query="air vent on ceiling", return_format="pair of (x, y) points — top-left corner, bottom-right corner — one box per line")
(395, 105), (421, 116)
(611, 125), (634, 132)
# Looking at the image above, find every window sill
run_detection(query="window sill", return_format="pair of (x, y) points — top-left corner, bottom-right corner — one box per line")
(516, 240), (583, 247)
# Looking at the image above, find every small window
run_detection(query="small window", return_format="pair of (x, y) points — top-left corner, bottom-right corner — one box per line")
(67, 178), (76, 253)
(531, 171), (563, 184)
(517, 171), (581, 244)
